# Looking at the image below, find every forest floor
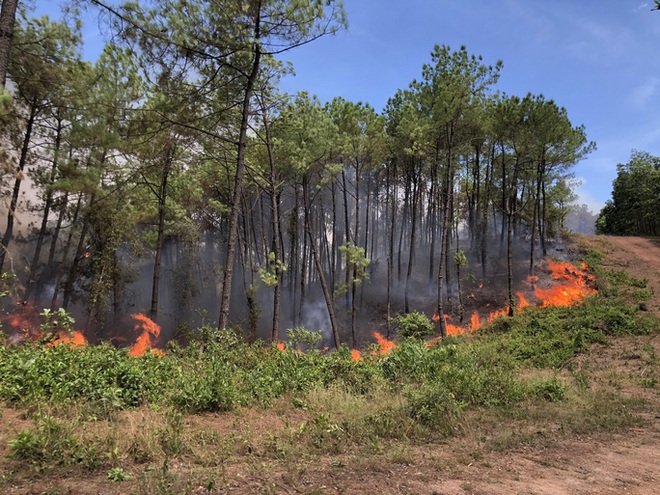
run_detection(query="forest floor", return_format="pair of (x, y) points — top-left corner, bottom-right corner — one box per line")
(0, 235), (659, 495)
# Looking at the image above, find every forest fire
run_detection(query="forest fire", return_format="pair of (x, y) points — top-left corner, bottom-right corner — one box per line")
(532, 260), (596, 307)
(350, 332), (396, 361)
(49, 330), (87, 348)
(372, 331), (396, 355)
(0, 306), (164, 356)
(428, 260), (596, 340)
(128, 314), (164, 357)
(1, 302), (42, 343)
(1, 260), (595, 357)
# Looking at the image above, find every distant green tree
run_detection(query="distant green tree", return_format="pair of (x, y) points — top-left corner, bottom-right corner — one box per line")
(596, 151), (660, 236)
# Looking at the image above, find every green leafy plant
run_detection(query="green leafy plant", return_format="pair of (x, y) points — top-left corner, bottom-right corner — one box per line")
(286, 327), (322, 349)
(392, 311), (434, 339)
(107, 466), (133, 481)
(259, 251), (287, 288)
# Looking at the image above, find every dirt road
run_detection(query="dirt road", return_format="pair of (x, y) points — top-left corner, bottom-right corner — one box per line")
(576, 235), (660, 316)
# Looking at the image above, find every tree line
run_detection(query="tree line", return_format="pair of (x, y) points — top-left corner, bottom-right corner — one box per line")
(596, 151), (660, 237)
(0, 1), (594, 346)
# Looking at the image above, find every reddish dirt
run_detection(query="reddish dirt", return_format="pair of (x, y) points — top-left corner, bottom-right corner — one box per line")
(1, 235), (658, 495)
(575, 235), (660, 316)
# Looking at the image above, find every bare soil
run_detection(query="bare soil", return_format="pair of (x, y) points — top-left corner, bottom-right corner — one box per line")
(1, 235), (659, 495)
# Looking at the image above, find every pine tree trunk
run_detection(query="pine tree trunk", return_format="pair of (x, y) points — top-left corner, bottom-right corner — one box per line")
(25, 117), (64, 301)
(404, 170), (419, 313)
(150, 138), (174, 320)
(218, 11), (262, 330)
(0, 0), (18, 88)
(262, 109), (282, 343)
(50, 194), (82, 310)
(303, 178), (340, 348)
(0, 98), (38, 273)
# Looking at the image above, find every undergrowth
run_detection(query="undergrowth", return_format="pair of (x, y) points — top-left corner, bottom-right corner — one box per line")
(0, 246), (658, 479)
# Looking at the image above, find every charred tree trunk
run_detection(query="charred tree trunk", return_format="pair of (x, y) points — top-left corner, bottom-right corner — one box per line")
(397, 178), (410, 282)
(506, 158), (521, 317)
(341, 168), (350, 309)
(48, 192), (68, 266)
(436, 137), (455, 338)
(299, 176), (309, 325)
(288, 185), (299, 326)
(540, 175), (547, 257)
(386, 160), (394, 337)
(428, 156), (439, 284)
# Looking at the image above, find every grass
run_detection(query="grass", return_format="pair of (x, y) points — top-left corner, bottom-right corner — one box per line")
(0, 245), (658, 493)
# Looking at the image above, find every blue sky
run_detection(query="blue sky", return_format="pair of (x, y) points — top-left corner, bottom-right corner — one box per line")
(33, 0), (660, 213)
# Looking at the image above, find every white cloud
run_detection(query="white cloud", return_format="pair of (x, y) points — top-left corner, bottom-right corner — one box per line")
(628, 77), (659, 109)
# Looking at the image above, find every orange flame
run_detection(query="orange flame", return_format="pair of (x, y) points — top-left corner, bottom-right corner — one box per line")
(276, 341), (285, 352)
(444, 315), (469, 336)
(533, 260), (596, 307)
(516, 291), (530, 311)
(372, 331), (396, 356)
(128, 314), (163, 357)
(351, 348), (362, 362)
(470, 311), (481, 329)
(50, 330), (87, 348)
(0, 303), (42, 343)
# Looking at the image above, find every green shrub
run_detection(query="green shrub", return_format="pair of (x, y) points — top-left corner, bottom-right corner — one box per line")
(392, 311), (434, 339)
(8, 415), (86, 468)
(405, 382), (460, 433)
(286, 327), (323, 350)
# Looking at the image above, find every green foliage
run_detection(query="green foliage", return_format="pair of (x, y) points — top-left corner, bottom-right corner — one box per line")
(392, 311), (435, 339)
(453, 249), (468, 268)
(405, 382), (460, 432)
(39, 308), (75, 336)
(335, 242), (370, 295)
(285, 327), (322, 349)
(259, 251), (287, 288)
(107, 466), (133, 481)
(530, 377), (567, 402)
(597, 151), (660, 236)
(8, 415), (98, 469)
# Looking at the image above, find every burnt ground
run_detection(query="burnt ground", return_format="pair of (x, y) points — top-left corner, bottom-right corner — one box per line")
(0, 234), (658, 495)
